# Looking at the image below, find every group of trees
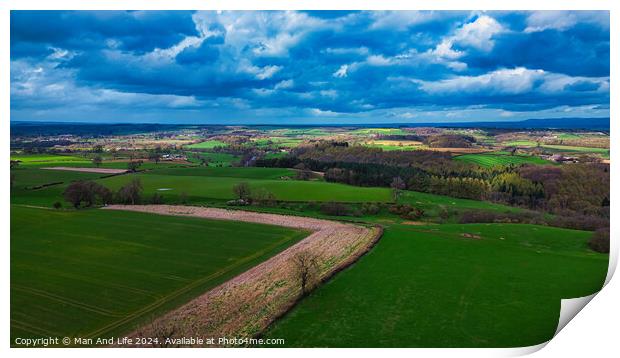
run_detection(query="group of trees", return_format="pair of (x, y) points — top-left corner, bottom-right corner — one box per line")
(229, 182), (277, 206)
(62, 178), (143, 208)
(255, 143), (610, 223)
(423, 134), (476, 148)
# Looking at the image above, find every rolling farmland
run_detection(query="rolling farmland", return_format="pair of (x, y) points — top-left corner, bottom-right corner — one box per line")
(453, 152), (551, 167)
(265, 223), (608, 347)
(11, 205), (308, 342)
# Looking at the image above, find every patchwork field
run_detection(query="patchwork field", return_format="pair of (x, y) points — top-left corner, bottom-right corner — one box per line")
(541, 144), (610, 158)
(453, 152), (550, 167)
(10, 205), (309, 342)
(365, 140), (424, 151)
(11, 154), (89, 164)
(188, 152), (239, 167)
(185, 139), (228, 149)
(264, 223), (608, 347)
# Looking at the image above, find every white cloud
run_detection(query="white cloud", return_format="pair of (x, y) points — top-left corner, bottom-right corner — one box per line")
(255, 65), (282, 80)
(452, 15), (504, 51)
(524, 11), (609, 33)
(194, 10), (328, 58)
(333, 64), (349, 78)
(426, 15), (504, 71)
(323, 47), (369, 56)
(319, 89), (338, 98)
(369, 11), (443, 30)
(417, 67), (545, 95)
(308, 108), (340, 116)
(274, 79), (294, 90)
(366, 55), (393, 66)
(416, 67), (609, 96)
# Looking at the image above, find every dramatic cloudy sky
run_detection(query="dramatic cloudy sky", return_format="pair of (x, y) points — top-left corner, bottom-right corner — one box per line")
(10, 10), (610, 124)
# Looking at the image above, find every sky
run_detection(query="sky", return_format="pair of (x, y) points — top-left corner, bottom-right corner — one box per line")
(10, 10), (610, 124)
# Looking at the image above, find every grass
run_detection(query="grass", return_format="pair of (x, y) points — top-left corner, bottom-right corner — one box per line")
(453, 152), (550, 167)
(503, 140), (538, 147)
(145, 166), (295, 179)
(541, 145), (610, 157)
(187, 152), (239, 167)
(185, 140), (228, 149)
(11, 154), (89, 163)
(98, 171), (392, 203)
(253, 137), (303, 148)
(398, 190), (521, 217)
(365, 140), (425, 151)
(264, 223), (608, 347)
(557, 133), (581, 140)
(11, 168), (103, 189)
(11, 205), (308, 342)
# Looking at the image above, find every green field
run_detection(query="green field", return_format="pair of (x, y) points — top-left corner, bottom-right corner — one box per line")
(454, 152), (550, 167)
(364, 142), (425, 151)
(541, 144), (610, 157)
(11, 205), (308, 342)
(265, 223), (608, 347)
(144, 166), (294, 179)
(99, 169), (392, 203)
(11, 154), (89, 164)
(11, 168), (103, 188)
(398, 190), (520, 216)
(557, 133), (581, 140)
(188, 152), (239, 167)
(252, 137), (303, 148)
(503, 140), (538, 147)
(11, 154), (188, 170)
(185, 140), (228, 149)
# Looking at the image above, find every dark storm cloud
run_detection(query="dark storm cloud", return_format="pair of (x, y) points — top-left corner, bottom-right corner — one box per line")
(10, 10), (610, 123)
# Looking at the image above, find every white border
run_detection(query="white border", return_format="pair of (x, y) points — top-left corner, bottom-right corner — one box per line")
(2, 1), (617, 357)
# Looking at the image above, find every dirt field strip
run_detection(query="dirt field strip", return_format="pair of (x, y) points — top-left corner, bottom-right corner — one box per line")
(103, 205), (382, 347)
(41, 166), (128, 174)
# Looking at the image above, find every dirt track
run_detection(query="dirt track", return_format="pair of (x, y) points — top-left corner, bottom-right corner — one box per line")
(41, 166), (128, 174)
(103, 205), (382, 346)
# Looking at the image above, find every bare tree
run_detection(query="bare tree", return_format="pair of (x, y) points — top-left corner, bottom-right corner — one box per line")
(117, 178), (143, 205)
(63, 181), (112, 208)
(390, 176), (406, 201)
(148, 150), (161, 165)
(92, 156), (103, 168)
(232, 182), (251, 201)
(127, 160), (143, 172)
(292, 250), (320, 296)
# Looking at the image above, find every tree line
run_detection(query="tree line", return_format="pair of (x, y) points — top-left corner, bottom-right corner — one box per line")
(255, 143), (609, 221)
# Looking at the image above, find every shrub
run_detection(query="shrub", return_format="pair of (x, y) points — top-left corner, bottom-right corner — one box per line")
(320, 202), (350, 216)
(588, 228), (610, 253)
(116, 178), (143, 205)
(63, 181), (113, 208)
(232, 182), (252, 201)
(127, 160), (143, 172)
(251, 188), (277, 206)
(389, 204), (424, 220)
(549, 214), (609, 231)
(53, 201), (62, 209)
(226, 199), (249, 206)
(459, 210), (545, 225)
(151, 193), (164, 204)
(361, 202), (380, 215)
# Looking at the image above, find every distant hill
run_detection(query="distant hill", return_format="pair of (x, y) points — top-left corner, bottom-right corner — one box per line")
(441, 118), (610, 131)
(11, 117), (610, 136)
